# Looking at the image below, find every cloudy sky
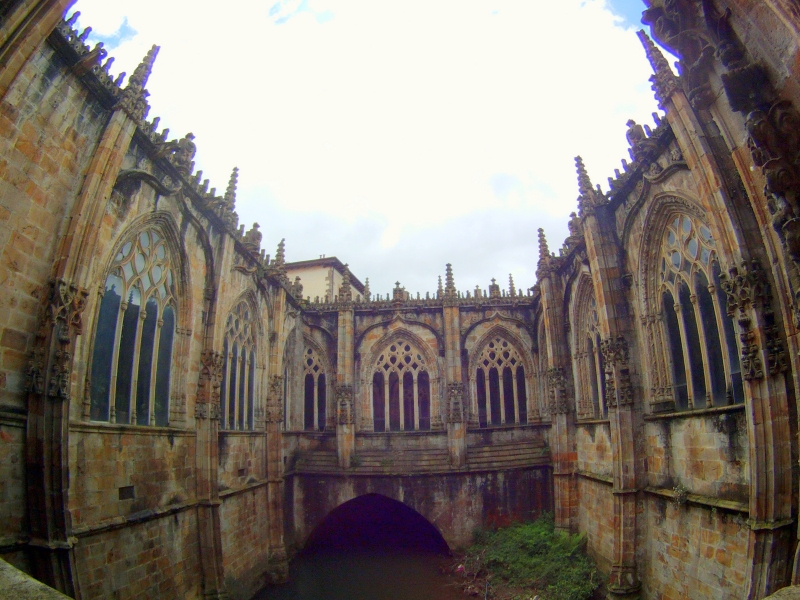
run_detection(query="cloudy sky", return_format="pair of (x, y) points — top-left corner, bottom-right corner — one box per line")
(72, 0), (660, 298)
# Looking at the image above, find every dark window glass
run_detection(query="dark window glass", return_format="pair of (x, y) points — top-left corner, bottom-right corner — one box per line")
(154, 304), (174, 426)
(516, 367), (528, 424)
(228, 345), (238, 429)
(403, 371), (414, 430)
(713, 262), (744, 404)
(220, 338), (229, 425)
(304, 373), (315, 430)
(596, 334), (607, 417)
(695, 271), (726, 406)
(679, 281), (706, 407)
(238, 351), (246, 430)
(318, 374), (326, 431)
(90, 274), (122, 421)
(136, 298), (158, 425)
(663, 290), (688, 409)
(389, 372), (400, 431)
(115, 287), (141, 424)
(372, 372), (385, 432)
(477, 369), (487, 427)
(247, 350), (255, 430)
(502, 367), (514, 423)
(489, 367), (501, 426)
(587, 338), (599, 416)
(418, 372), (430, 430)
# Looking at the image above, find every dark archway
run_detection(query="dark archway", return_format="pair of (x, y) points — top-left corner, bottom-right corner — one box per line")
(302, 493), (450, 555)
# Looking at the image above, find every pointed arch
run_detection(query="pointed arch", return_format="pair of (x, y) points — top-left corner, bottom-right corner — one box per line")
(360, 328), (441, 432)
(87, 213), (190, 426)
(637, 194), (742, 411)
(301, 334), (333, 431)
(468, 323), (535, 428)
(571, 272), (605, 419)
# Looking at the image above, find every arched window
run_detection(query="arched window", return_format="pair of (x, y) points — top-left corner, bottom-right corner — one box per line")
(573, 284), (606, 420)
(371, 339), (430, 432)
(89, 228), (176, 426)
(474, 336), (528, 427)
(302, 346), (328, 431)
(219, 301), (257, 430)
(658, 214), (743, 409)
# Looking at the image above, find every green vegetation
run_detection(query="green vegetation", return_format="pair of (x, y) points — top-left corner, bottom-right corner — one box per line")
(454, 515), (599, 600)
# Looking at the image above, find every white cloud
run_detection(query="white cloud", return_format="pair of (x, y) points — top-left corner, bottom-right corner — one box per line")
(72, 0), (658, 294)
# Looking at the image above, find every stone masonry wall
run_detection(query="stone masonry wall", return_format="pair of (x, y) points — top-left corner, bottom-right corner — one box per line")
(218, 432), (267, 491)
(219, 487), (271, 600)
(644, 410), (749, 502)
(577, 477), (614, 575)
(641, 498), (749, 599)
(576, 422), (612, 478)
(73, 506), (203, 599)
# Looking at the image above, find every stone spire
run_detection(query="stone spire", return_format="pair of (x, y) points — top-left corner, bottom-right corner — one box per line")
(116, 44), (159, 122)
(363, 277), (371, 301)
(637, 30), (680, 109)
(444, 263), (456, 298)
(437, 276), (443, 299)
(271, 238), (287, 283)
(224, 167), (238, 210)
(575, 156), (601, 215)
(508, 274), (516, 296)
(538, 228), (549, 262)
(128, 44), (160, 89)
(339, 264), (352, 301)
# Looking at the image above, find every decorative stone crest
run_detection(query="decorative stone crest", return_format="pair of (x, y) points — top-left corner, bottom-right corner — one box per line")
(335, 384), (355, 425)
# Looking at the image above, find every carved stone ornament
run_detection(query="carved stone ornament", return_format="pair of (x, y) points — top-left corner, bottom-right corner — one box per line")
(265, 375), (284, 423)
(600, 336), (633, 408)
(335, 384), (355, 425)
(447, 382), (465, 423)
(547, 367), (570, 414)
(719, 260), (785, 379)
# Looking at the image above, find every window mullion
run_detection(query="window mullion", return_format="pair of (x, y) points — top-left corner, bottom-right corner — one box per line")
(148, 316), (164, 426)
(108, 301), (127, 424)
(129, 307), (147, 424)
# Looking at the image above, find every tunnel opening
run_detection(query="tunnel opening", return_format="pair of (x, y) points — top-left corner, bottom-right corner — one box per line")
(302, 493), (450, 555)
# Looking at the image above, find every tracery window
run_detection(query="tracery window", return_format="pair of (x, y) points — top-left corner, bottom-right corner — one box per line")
(574, 291), (606, 419)
(474, 336), (528, 427)
(303, 346), (328, 431)
(89, 228), (176, 426)
(371, 339), (430, 431)
(219, 301), (257, 430)
(658, 214), (743, 409)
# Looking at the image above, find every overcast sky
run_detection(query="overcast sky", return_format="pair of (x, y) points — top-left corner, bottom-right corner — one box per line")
(72, 0), (660, 298)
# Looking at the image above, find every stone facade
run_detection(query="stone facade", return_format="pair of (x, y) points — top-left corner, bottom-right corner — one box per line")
(2, 1), (800, 599)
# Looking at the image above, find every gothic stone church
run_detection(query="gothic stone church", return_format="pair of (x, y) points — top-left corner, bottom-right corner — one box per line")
(2, 1), (800, 599)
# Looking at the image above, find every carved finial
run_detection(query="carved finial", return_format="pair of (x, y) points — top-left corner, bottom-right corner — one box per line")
(224, 167), (239, 209)
(339, 263), (352, 301)
(66, 11), (80, 27)
(575, 156), (593, 197)
(128, 44), (160, 89)
(243, 222), (261, 254)
(637, 30), (680, 109)
(508, 274), (516, 296)
(363, 277), (371, 301)
(489, 278), (501, 298)
(170, 132), (196, 174)
(392, 281), (405, 301)
(437, 275), (444, 298)
(274, 238), (286, 267)
(444, 263), (456, 297)
(538, 228), (549, 261)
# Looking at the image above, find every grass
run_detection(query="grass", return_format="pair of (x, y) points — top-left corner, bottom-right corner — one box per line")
(453, 514), (600, 600)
